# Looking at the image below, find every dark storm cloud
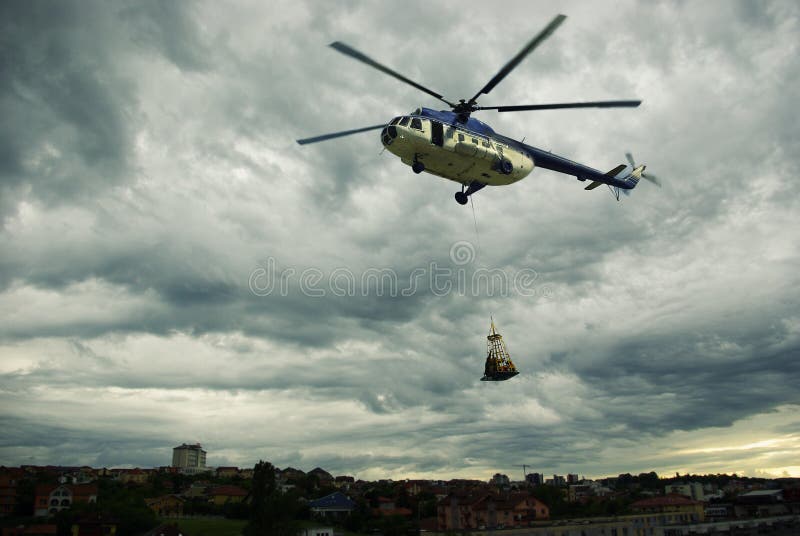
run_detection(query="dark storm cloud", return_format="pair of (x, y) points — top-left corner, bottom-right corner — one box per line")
(1, 0), (799, 477)
(0, 1), (212, 220)
(0, 415), (173, 467)
(120, 1), (211, 72)
(0, 2), (130, 216)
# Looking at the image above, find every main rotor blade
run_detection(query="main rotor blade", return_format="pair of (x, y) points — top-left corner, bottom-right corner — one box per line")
(329, 42), (454, 107)
(478, 100), (642, 112)
(296, 124), (385, 145)
(467, 14), (567, 105)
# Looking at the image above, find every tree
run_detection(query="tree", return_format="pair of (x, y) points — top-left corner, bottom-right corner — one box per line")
(638, 472), (660, 490)
(244, 461), (298, 536)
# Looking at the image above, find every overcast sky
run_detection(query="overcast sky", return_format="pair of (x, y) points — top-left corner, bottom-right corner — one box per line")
(2, 0), (799, 481)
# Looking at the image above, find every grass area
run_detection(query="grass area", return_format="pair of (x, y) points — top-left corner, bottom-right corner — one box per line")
(296, 519), (367, 536)
(160, 517), (369, 536)
(160, 517), (247, 536)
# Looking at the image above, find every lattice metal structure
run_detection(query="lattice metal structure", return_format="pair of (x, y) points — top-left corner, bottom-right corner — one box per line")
(481, 318), (519, 381)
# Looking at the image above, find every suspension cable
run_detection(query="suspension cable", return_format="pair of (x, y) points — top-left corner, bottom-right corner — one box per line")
(470, 194), (481, 257)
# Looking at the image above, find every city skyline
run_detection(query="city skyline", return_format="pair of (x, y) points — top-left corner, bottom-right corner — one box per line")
(4, 440), (798, 484)
(1, 1), (799, 481)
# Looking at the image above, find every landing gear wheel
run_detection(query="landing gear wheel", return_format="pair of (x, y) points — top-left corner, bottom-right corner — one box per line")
(455, 191), (468, 205)
(412, 161), (425, 174)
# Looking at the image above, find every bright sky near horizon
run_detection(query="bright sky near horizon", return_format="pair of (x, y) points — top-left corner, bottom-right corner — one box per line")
(1, 0), (799, 481)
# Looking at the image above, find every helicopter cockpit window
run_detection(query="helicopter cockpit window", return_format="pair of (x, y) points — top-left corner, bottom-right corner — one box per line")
(399, 117), (410, 127)
(390, 117), (401, 125)
(410, 118), (422, 130)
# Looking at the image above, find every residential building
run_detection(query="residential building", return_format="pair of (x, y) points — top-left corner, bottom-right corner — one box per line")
(432, 512), (797, 536)
(115, 468), (149, 485)
(34, 484), (97, 517)
(665, 481), (704, 501)
(734, 489), (788, 518)
(215, 467), (239, 479)
(280, 467), (306, 482)
(0, 467), (24, 516)
(171, 443), (206, 472)
(308, 467), (334, 487)
(630, 494), (705, 525)
(308, 491), (356, 519)
(526, 473), (543, 486)
(334, 476), (355, 490)
(208, 485), (248, 506)
(568, 484), (594, 503)
(183, 481), (210, 498)
(491, 473), (510, 487)
(437, 491), (550, 530)
(704, 503), (733, 520)
(144, 495), (185, 517)
(658, 515), (798, 536)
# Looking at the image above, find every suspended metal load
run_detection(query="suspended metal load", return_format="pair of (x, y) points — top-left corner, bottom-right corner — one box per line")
(481, 319), (519, 381)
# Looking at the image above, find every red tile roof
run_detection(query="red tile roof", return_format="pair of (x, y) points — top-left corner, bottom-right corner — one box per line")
(210, 485), (248, 497)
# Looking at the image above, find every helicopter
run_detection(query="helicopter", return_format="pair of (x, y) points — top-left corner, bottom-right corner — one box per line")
(297, 14), (660, 204)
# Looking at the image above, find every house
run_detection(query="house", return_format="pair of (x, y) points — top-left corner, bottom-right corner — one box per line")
(631, 493), (705, 524)
(145, 495), (185, 517)
(34, 484), (97, 517)
(734, 489), (788, 518)
(437, 491), (549, 530)
(491, 473), (510, 487)
(280, 467), (305, 482)
(665, 482), (705, 501)
(215, 467), (239, 479)
(208, 485), (248, 506)
(568, 484), (594, 503)
(116, 468), (149, 485)
(182, 482), (209, 498)
(0, 467), (25, 516)
(402, 480), (430, 496)
(307, 468), (334, 487)
(705, 503), (733, 520)
(333, 476), (354, 490)
(308, 492), (356, 519)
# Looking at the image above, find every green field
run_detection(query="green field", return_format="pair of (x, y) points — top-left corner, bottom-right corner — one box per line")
(160, 517), (247, 536)
(160, 517), (371, 536)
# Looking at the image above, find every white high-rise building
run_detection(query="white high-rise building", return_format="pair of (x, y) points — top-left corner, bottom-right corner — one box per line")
(172, 443), (207, 473)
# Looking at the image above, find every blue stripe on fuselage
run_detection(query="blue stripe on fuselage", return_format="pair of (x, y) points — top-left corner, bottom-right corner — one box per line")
(415, 107), (635, 190)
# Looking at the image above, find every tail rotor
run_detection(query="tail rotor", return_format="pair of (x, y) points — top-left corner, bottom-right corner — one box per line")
(626, 152), (661, 187)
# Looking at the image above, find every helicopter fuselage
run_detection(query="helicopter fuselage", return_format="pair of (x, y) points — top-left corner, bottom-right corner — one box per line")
(298, 15), (651, 204)
(380, 107), (534, 187)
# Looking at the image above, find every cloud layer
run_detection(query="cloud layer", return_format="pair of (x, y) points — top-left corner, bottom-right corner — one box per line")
(1, 0), (799, 479)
